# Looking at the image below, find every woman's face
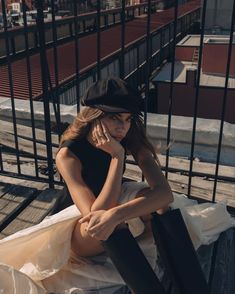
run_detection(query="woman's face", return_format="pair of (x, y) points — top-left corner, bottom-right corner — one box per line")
(100, 113), (132, 141)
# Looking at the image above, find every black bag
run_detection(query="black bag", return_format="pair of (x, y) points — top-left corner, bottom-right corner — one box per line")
(151, 209), (209, 294)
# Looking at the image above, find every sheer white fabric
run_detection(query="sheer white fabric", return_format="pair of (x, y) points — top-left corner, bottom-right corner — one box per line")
(0, 183), (234, 293)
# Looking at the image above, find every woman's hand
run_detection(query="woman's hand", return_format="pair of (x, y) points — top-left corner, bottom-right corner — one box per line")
(91, 120), (124, 158)
(79, 209), (119, 240)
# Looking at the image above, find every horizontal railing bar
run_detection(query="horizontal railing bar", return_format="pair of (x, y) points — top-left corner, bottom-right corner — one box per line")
(0, 170), (63, 185)
(125, 159), (235, 183)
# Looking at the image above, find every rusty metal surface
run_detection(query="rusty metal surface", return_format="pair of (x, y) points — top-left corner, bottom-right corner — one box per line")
(0, 0), (201, 100)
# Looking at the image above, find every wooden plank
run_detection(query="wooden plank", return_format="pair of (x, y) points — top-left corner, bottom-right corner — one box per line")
(0, 188), (64, 239)
(0, 185), (37, 232)
(158, 154), (235, 180)
(1, 153), (59, 180)
(0, 120), (59, 145)
(124, 163), (235, 208)
(0, 120), (59, 159)
(0, 174), (50, 190)
(126, 154), (235, 180)
(168, 173), (235, 207)
(0, 130), (57, 159)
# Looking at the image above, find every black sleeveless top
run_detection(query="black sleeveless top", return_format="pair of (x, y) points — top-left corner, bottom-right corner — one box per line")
(60, 138), (126, 197)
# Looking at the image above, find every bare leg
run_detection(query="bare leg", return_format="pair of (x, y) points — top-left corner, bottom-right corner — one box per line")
(71, 186), (169, 257)
(71, 221), (104, 257)
(71, 220), (128, 257)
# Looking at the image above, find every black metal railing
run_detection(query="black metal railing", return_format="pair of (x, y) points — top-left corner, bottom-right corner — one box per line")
(0, 1), (158, 64)
(1, 0), (235, 291)
(0, 0), (234, 206)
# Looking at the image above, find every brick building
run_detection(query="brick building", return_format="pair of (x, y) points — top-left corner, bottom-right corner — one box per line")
(152, 34), (235, 123)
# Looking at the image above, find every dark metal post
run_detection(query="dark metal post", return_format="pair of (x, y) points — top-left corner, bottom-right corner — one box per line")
(22, 0), (39, 177)
(187, 0), (208, 196)
(212, 0), (235, 202)
(165, 0), (178, 178)
(1, 0), (21, 174)
(120, 0), (126, 79)
(97, 0), (101, 79)
(51, 0), (62, 138)
(144, 0), (152, 127)
(35, 0), (54, 188)
(141, 0), (152, 182)
(72, 0), (80, 111)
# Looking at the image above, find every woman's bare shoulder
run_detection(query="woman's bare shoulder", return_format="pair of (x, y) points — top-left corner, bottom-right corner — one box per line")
(57, 146), (71, 159)
(56, 144), (81, 160)
(56, 147), (82, 173)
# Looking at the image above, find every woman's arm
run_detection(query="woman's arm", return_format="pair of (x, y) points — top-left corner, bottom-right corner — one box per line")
(90, 150), (124, 211)
(56, 122), (125, 216)
(112, 148), (173, 221)
(80, 148), (173, 240)
(56, 148), (95, 216)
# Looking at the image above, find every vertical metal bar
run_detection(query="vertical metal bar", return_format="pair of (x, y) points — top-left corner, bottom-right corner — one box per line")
(0, 146), (3, 171)
(141, 0), (152, 182)
(97, 0), (101, 80)
(22, 0), (39, 177)
(35, 0), (54, 188)
(165, 0), (178, 178)
(144, 0), (152, 127)
(120, 0), (126, 79)
(212, 0), (235, 202)
(72, 0), (80, 112)
(51, 0), (62, 138)
(159, 28), (163, 63)
(1, 0), (21, 174)
(187, 0), (208, 197)
(137, 45), (140, 86)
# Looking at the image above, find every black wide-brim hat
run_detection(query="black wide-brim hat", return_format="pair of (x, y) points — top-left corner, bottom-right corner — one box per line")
(81, 77), (143, 115)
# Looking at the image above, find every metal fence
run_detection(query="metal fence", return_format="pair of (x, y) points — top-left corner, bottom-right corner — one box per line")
(0, 0), (234, 211)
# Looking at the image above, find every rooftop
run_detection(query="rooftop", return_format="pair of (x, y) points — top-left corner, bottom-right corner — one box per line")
(0, 0), (202, 101)
(152, 61), (235, 88)
(177, 34), (235, 46)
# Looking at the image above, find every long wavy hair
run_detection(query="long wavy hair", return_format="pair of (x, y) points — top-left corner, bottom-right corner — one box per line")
(60, 107), (159, 163)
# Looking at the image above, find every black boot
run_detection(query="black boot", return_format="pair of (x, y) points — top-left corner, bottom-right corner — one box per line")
(102, 226), (165, 294)
(151, 210), (209, 294)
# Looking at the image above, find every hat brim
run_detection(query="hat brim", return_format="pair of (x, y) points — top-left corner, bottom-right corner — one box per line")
(93, 104), (143, 116)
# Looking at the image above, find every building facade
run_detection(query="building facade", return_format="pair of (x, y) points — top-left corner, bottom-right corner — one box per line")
(152, 34), (235, 123)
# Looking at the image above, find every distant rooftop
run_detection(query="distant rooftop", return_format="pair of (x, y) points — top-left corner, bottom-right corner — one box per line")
(153, 61), (235, 88)
(177, 34), (235, 46)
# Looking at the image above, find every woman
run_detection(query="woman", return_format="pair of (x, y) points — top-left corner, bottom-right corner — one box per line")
(56, 77), (173, 293)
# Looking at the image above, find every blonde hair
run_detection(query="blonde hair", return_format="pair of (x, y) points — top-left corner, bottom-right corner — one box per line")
(60, 107), (159, 164)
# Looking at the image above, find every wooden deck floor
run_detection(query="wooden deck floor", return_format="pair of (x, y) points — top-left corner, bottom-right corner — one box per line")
(0, 175), (63, 239)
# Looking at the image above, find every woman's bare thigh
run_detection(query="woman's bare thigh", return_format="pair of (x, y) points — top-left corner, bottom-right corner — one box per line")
(71, 221), (104, 257)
